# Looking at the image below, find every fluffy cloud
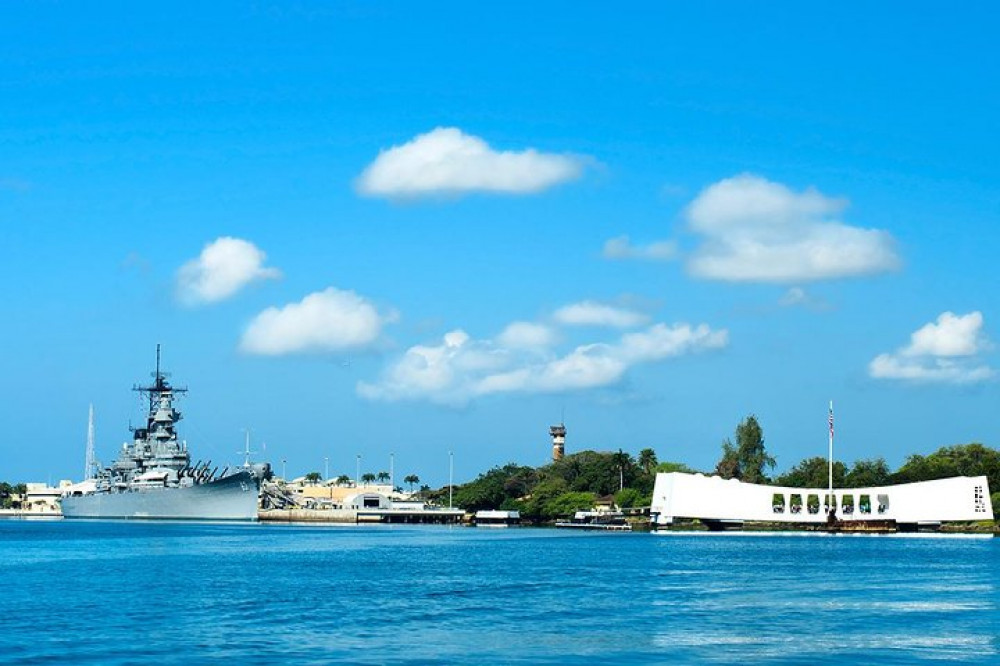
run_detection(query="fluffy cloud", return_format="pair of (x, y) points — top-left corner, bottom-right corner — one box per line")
(869, 311), (994, 384)
(552, 301), (650, 329)
(685, 174), (901, 283)
(355, 127), (586, 199)
(176, 237), (281, 305)
(496, 321), (558, 350)
(602, 235), (678, 261)
(357, 321), (727, 405)
(356, 329), (509, 404)
(617, 323), (728, 363)
(240, 287), (397, 355)
(901, 311), (989, 358)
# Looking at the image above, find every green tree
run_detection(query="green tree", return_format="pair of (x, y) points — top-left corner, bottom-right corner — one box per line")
(614, 487), (646, 508)
(892, 443), (1000, 492)
(335, 474), (351, 486)
(845, 458), (891, 488)
(514, 477), (569, 520)
(544, 450), (637, 496)
(503, 466), (539, 499)
(715, 415), (775, 483)
(638, 448), (658, 474)
(403, 474), (420, 492)
(715, 441), (740, 479)
(654, 461), (696, 474)
(451, 464), (535, 511)
(376, 471), (390, 483)
(304, 471), (322, 485)
(544, 491), (597, 518)
(736, 415), (774, 483)
(612, 448), (631, 492)
(775, 457), (846, 489)
(361, 472), (377, 485)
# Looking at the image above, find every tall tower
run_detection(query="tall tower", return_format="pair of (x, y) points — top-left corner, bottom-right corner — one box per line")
(85, 404), (96, 481)
(550, 423), (566, 462)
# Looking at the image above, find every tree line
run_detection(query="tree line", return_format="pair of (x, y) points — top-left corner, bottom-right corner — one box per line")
(439, 447), (685, 522)
(714, 415), (1000, 518)
(297, 471), (426, 493)
(437, 415), (1000, 522)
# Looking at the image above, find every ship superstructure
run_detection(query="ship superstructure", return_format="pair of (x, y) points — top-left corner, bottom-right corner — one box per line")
(60, 347), (270, 520)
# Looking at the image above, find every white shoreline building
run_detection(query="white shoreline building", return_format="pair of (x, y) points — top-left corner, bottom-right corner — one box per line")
(650, 472), (993, 529)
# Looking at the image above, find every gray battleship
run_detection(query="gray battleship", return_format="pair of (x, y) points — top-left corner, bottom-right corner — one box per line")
(60, 347), (270, 520)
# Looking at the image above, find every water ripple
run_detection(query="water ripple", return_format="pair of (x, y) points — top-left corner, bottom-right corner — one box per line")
(0, 522), (996, 664)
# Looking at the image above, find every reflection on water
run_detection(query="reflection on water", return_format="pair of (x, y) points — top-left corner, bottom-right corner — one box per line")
(0, 522), (996, 664)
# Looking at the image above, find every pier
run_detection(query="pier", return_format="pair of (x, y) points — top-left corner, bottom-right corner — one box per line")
(258, 506), (464, 524)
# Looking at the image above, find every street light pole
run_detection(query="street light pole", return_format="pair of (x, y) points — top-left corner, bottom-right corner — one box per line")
(356, 454), (361, 488)
(448, 450), (454, 509)
(281, 458), (286, 481)
(390, 452), (394, 493)
(324, 456), (329, 482)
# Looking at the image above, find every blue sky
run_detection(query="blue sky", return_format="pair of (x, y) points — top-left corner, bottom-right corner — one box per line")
(2, 2), (999, 485)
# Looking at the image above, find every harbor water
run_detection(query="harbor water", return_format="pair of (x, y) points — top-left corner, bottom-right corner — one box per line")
(0, 521), (997, 664)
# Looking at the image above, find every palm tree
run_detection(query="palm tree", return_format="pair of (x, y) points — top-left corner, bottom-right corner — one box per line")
(612, 449), (632, 492)
(638, 448), (658, 475)
(361, 472), (377, 486)
(403, 474), (420, 492)
(336, 474), (351, 486)
(376, 471), (390, 483)
(304, 471), (322, 485)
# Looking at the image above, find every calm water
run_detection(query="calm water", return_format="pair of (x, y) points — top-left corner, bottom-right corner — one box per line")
(0, 521), (997, 664)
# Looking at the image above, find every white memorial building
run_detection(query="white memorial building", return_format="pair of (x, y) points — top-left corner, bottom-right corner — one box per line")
(650, 472), (993, 530)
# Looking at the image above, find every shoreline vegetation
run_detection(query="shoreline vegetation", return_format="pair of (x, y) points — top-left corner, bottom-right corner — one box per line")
(3, 416), (998, 533)
(423, 415), (1000, 533)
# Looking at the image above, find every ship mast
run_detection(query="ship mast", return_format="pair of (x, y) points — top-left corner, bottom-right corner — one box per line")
(242, 429), (256, 468)
(134, 344), (187, 410)
(85, 404), (96, 481)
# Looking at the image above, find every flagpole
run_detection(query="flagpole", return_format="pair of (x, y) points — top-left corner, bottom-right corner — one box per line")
(828, 400), (834, 514)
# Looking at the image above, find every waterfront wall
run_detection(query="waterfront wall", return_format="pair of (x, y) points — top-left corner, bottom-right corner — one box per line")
(259, 508), (358, 523)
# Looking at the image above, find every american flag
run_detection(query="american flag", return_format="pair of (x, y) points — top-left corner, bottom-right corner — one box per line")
(828, 405), (834, 438)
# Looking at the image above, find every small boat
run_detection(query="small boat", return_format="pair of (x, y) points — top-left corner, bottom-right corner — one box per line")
(473, 510), (521, 526)
(555, 509), (632, 531)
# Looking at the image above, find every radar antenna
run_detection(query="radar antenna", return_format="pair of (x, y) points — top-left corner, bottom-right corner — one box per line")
(241, 429), (257, 468)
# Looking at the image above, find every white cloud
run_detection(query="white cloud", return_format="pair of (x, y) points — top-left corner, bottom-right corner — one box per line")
(496, 321), (558, 350)
(901, 311), (988, 358)
(685, 174), (901, 283)
(869, 311), (994, 384)
(240, 287), (397, 355)
(602, 235), (678, 261)
(552, 301), (650, 329)
(356, 329), (510, 404)
(355, 127), (586, 199)
(617, 323), (728, 362)
(358, 321), (727, 405)
(176, 237), (281, 305)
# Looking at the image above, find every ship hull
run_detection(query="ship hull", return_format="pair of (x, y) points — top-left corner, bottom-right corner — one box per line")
(60, 471), (259, 521)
